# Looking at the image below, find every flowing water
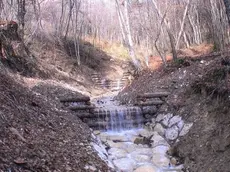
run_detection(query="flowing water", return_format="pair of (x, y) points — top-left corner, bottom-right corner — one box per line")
(91, 95), (183, 172)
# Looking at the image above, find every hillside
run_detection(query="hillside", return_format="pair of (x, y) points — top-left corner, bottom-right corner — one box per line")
(116, 53), (230, 171)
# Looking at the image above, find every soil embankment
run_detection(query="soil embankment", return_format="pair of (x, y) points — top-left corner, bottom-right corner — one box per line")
(116, 54), (230, 171)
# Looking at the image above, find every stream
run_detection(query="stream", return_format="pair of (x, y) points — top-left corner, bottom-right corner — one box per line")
(90, 94), (185, 172)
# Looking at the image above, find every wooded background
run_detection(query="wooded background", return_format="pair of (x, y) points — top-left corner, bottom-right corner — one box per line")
(0, 0), (230, 67)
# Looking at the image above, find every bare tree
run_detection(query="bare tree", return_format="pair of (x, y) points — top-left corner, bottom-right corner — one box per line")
(17, 0), (26, 38)
(223, 0), (230, 24)
(151, 0), (177, 61)
(175, 0), (191, 49)
(115, 0), (140, 69)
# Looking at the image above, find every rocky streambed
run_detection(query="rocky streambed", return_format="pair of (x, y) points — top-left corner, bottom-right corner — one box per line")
(89, 94), (193, 172)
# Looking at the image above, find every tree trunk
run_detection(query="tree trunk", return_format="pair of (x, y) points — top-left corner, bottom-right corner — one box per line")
(175, 0), (191, 49)
(17, 0), (26, 38)
(151, 0), (177, 61)
(115, 0), (140, 69)
(223, 0), (230, 24)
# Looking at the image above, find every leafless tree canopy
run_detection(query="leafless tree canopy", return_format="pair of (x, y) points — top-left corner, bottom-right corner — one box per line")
(0, 0), (229, 66)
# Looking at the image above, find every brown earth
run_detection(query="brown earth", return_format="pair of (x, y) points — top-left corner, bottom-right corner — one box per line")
(0, 68), (111, 171)
(116, 52), (230, 172)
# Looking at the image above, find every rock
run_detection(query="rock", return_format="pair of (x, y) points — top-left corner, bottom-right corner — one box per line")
(134, 136), (153, 147)
(108, 148), (127, 159)
(131, 154), (151, 163)
(177, 120), (184, 131)
(170, 157), (178, 166)
(134, 137), (144, 145)
(134, 164), (158, 172)
(165, 126), (179, 141)
(138, 129), (152, 137)
(156, 114), (165, 122)
(142, 106), (157, 115)
(152, 153), (170, 167)
(129, 135), (139, 143)
(130, 148), (153, 156)
(154, 123), (165, 136)
(126, 144), (139, 153)
(99, 132), (109, 142)
(151, 118), (156, 124)
(161, 113), (173, 127)
(144, 114), (152, 119)
(152, 145), (169, 155)
(179, 123), (193, 136)
(151, 132), (169, 147)
(84, 165), (97, 171)
(168, 115), (182, 127)
(158, 104), (168, 112)
(106, 140), (127, 149)
(146, 122), (156, 131)
(93, 130), (101, 135)
(108, 135), (129, 142)
(113, 158), (136, 171)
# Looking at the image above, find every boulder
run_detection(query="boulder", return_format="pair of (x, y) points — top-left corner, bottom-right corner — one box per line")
(179, 123), (193, 136)
(154, 123), (165, 136)
(130, 148), (153, 156)
(168, 115), (182, 127)
(131, 154), (151, 163)
(134, 164), (158, 172)
(161, 113), (173, 127)
(165, 126), (179, 141)
(106, 140), (127, 149)
(126, 144), (139, 153)
(134, 136), (153, 147)
(151, 132), (169, 147)
(152, 153), (170, 167)
(108, 135), (129, 142)
(138, 129), (153, 137)
(156, 114), (165, 122)
(113, 158), (136, 171)
(108, 148), (127, 159)
(177, 120), (184, 131)
(142, 106), (157, 114)
(152, 145), (169, 155)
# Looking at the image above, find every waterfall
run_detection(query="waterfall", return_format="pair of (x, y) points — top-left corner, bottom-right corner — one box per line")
(93, 106), (144, 131)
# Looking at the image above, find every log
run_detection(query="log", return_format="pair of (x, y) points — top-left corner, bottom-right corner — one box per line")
(80, 111), (141, 121)
(87, 118), (151, 128)
(69, 105), (95, 111)
(76, 113), (95, 118)
(137, 92), (170, 99)
(60, 96), (90, 103)
(142, 106), (158, 114)
(136, 100), (164, 106)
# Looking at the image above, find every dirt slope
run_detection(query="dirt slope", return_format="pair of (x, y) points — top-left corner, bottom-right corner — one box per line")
(0, 69), (109, 171)
(116, 53), (230, 172)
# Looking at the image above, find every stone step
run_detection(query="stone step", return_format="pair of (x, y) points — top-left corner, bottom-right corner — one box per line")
(60, 96), (90, 103)
(87, 118), (150, 129)
(69, 105), (95, 111)
(78, 110), (140, 119)
(137, 92), (170, 99)
(135, 100), (164, 106)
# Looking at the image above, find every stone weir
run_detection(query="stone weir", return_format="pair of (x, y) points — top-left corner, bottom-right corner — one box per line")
(91, 72), (132, 91)
(60, 92), (170, 131)
(60, 95), (148, 131)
